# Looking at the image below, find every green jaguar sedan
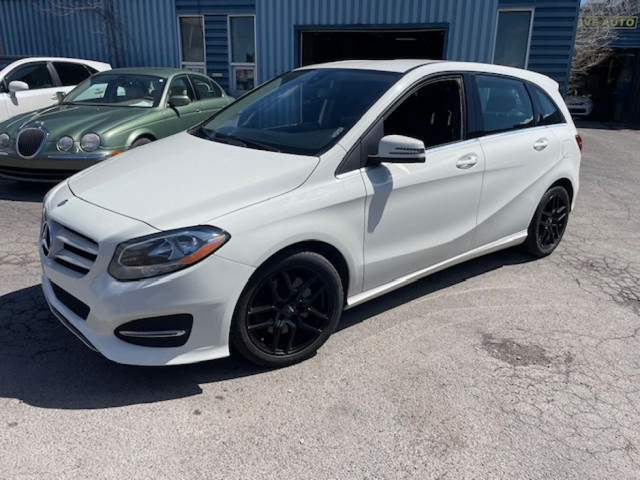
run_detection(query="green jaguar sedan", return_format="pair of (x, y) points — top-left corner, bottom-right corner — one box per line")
(0, 68), (232, 182)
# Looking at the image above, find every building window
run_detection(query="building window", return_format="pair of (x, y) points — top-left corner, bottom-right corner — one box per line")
(493, 10), (533, 69)
(229, 15), (256, 95)
(179, 16), (206, 74)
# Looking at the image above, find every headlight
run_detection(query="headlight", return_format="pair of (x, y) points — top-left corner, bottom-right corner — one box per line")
(57, 136), (74, 152)
(108, 226), (230, 281)
(0, 133), (9, 148)
(80, 133), (100, 152)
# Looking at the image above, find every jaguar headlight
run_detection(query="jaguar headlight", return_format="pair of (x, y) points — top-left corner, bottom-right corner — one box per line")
(0, 133), (9, 148)
(57, 136), (74, 152)
(108, 226), (230, 281)
(80, 133), (100, 152)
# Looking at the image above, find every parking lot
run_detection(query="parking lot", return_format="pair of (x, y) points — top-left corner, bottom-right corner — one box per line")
(0, 125), (639, 479)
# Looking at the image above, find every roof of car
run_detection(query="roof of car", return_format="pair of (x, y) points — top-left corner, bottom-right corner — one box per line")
(300, 59), (558, 89)
(96, 67), (206, 77)
(301, 59), (442, 72)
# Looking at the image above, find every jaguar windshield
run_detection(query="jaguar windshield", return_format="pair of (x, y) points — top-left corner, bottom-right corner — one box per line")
(63, 73), (166, 108)
(199, 68), (400, 156)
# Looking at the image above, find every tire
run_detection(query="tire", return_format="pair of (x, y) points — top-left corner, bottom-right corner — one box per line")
(521, 186), (570, 257)
(130, 137), (152, 149)
(230, 251), (344, 367)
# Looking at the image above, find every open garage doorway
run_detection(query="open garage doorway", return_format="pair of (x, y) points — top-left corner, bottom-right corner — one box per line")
(300, 28), (446, 66)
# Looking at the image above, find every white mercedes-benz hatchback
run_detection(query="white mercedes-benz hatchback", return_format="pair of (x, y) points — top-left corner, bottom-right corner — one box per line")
(40, 60), (581, 367)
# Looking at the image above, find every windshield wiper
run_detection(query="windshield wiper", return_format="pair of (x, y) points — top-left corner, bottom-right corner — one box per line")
(208, 130), (281, 152)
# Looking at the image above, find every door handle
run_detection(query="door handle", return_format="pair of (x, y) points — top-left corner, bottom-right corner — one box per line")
(533, 138), (549, 151)
(456, 154), (479, 169)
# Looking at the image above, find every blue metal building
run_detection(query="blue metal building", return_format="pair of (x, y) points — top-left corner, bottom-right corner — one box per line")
(0, 0), (179, 68)
(0, 0), (580, 95)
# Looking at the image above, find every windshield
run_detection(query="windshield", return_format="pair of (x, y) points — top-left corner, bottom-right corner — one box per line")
(0, 58), (19, 70)
(63, 73), (166, 108)
(199, 68), (400, 156)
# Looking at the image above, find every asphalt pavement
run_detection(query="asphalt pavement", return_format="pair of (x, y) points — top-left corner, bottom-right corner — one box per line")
(0, 125), (639, 479)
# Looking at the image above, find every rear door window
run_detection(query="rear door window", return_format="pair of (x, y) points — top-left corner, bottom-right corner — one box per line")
(53, 62), (93, 86)
(476, 75), (534, 135)
(190, 75), (223, 99)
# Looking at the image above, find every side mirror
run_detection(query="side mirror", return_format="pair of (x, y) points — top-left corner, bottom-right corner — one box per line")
(8, 80), (29, 93)
(169, 95), (190, 107)
(367, 135), (426, 165)
(55, 91), (66, 103)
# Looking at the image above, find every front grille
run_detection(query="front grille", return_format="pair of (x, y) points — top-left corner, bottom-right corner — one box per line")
(50, 282), (90, 320)
(0, 165), (77, 182)
(16, 127), (47, 159)
(42, 220), (99, 276)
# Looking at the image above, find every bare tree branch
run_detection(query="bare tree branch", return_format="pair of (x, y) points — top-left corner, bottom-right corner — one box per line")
(26, 0), (129, 67)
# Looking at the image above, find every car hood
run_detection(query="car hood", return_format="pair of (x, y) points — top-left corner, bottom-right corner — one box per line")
(3, 104), (149, 135)
(68, 132), (319, 230)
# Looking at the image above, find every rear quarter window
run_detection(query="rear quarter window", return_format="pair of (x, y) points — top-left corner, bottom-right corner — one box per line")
(531, 85), (565, 126)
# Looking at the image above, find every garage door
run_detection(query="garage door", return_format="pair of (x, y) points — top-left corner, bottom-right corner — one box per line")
(300, 29), (445, 66)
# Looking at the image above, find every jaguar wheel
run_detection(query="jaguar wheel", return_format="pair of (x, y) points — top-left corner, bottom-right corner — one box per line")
(130, 137), (152, 148)
(522, 186), (570, 257)
(230, 251), (343, 367)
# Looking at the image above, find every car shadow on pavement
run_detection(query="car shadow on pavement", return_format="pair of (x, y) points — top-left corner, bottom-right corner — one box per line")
(0, 250), (533, 410)
(0, 179), (50, 202)
(338, 249), (533, 331)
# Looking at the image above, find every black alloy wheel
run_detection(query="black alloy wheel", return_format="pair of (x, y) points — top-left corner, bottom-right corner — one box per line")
(522, 186), (570, 257)
(231, 251), (343, 367)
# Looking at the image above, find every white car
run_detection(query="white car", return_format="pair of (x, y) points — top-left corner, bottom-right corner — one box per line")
(40, 60), (581, 367)
(0, 56), (111, 121)
(565, 93), (593, 117)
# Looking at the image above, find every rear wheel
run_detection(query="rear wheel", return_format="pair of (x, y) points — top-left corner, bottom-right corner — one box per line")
(521, 186), (570, 257)
(230, 251), (343, 367)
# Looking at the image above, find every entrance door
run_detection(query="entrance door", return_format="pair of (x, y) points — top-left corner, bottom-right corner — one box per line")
(300, 29), (445, 66)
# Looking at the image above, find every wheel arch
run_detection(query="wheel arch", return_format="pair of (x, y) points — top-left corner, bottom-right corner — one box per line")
(254, 240), (351, 305)
(127, 132), (157, 148)
(548, 178), (574, 208)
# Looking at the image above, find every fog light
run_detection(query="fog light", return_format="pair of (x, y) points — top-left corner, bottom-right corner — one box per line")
(115, 314), (193, 347)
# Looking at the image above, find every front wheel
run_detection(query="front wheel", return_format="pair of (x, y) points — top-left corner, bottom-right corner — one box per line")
(521, 186), (570, 257)
(230, 251), (343, 367)
(130, 137), (152, 149)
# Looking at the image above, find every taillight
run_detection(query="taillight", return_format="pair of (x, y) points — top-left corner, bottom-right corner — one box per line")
(575, 134), (583, 153)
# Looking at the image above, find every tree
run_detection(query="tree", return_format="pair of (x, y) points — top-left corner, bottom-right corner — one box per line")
(27, 0), (129, 67)
(570, 0), (640, 90)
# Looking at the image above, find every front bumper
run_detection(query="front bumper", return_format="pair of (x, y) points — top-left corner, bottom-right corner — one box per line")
(41, 184), (255, 365)
(568, 105), (593, 117)
(0, 150), (115, 182)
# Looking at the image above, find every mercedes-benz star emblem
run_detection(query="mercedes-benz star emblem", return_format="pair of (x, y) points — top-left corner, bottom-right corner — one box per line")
(41, 223), (51, 257)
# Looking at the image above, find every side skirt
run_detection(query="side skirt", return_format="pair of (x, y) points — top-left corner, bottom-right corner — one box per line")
(346, 231), (528, 309)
